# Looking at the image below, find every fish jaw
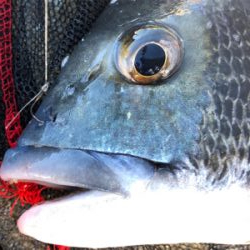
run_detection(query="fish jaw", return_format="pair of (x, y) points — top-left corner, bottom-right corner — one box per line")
(0, 146), (155, 194)
(18, 187), (250, 248)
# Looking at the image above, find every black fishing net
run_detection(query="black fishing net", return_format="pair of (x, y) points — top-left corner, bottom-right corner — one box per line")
(0, 0), (110, 161)
(13, 0), (111, 126)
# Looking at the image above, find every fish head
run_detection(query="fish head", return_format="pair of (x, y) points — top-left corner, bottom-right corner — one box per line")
(1, 0), (250, 248)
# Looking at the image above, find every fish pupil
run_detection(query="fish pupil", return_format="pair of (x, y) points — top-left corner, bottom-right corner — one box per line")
(134, 43), (166, 76)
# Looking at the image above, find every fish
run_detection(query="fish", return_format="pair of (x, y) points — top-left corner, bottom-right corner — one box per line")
(1, 0), (250, 248)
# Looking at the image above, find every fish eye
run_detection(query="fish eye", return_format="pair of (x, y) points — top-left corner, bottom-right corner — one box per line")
(114, 23), (184, 85)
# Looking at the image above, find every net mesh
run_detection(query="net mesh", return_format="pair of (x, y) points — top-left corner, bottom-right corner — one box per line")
(0, 0), (21, 156)
(13, 0), (111, 129)
(0, 0), (110, 160)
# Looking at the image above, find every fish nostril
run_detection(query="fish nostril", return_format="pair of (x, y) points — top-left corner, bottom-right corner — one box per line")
(88, 64), (102, 81)
(66, 85), (75, 96)
(52, 113), (58, 123)
(81, 63), (102, 85)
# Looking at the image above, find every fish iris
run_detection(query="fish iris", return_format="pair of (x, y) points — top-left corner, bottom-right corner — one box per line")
(114, 23), (183, 84)
(134, 43), (166, 76)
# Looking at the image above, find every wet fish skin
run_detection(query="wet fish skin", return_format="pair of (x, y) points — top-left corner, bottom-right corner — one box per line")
(16, 0), (210, 165)
(1, 0), (250, 248)
(2, 146), (154, 194)
(10, 0), (250, 189)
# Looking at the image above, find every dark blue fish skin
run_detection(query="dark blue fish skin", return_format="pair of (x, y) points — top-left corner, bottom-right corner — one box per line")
(18, 0), (210, 164)
(1, 0), (250, 195)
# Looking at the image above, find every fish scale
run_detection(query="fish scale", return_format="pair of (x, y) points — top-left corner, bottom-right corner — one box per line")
(194, 0), (250, 187)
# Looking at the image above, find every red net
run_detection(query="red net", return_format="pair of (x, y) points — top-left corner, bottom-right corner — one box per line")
(0, 0), (22, 147)
(47, 245), (71, 250)
(0, 177), (46, 215)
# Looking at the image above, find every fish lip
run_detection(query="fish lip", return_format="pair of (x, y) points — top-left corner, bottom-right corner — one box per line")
(0, 145), (157, 195)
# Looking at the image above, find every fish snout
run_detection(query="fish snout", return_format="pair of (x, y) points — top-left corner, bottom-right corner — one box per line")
(0, 146), (155, 195)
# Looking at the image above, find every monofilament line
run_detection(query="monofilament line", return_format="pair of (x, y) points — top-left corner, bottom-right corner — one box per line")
(44, 0), (49, 86)
(30, 0), (50, 124)
(5, 0), (50, 130)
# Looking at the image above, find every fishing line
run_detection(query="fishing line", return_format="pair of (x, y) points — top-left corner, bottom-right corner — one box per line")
(31, 0), (50, 125)
(44, 0), (49, 92)
(5, 0), (50, 130)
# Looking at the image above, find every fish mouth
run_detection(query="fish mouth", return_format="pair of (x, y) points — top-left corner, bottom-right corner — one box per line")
(1, 146), (250, 248)
(0, 144), (188, 248)
(0, 145), (160, 195)
(0, 145), (176, 247)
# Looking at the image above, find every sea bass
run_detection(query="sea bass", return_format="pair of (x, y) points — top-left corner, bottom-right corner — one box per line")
(1, 0), (250, 248)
